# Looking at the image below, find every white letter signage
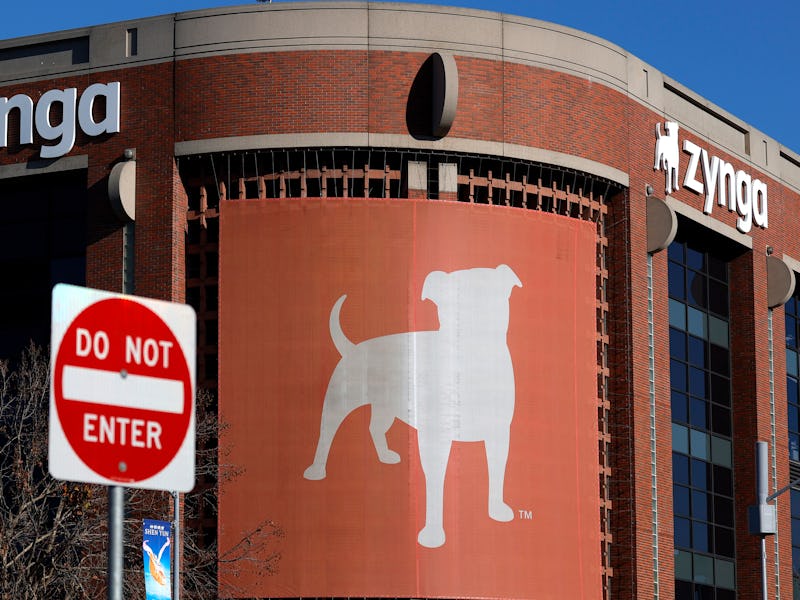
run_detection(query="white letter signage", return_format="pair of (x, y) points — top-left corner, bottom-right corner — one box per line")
(654, 120), (768, 233)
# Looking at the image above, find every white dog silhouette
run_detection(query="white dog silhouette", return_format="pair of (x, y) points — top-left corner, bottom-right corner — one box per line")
(654, 121), (680, 194)
(303, 264), (522, 548)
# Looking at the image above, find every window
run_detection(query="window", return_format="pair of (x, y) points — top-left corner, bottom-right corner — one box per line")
(669, 238), (735, 600)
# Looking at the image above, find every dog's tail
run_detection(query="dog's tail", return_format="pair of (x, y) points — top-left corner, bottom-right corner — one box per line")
(330, 295), (355, 356)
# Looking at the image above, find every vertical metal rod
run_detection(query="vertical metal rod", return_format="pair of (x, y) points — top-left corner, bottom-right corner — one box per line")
(108, 485), (124, 600)
(173, 491), (180, 600)
(762, 536), (768, 600)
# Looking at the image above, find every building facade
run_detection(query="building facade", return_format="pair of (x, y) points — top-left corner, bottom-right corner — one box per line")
(2, 2), (800, 599)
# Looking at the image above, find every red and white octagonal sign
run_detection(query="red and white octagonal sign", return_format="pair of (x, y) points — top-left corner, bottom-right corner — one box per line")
(49, 284), (196, 491)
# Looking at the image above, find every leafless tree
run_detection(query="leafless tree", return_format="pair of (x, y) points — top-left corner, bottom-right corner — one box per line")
(0, 344), (282, 599)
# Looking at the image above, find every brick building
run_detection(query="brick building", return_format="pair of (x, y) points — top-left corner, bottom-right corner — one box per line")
(2, 2), (800, 599)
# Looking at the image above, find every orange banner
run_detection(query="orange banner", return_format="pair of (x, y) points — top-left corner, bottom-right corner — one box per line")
(219, 198), (600, 599)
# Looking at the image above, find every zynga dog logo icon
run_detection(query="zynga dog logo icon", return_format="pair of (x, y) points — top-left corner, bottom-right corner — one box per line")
(654, 120), (680, 195)
(304, 264), (522, 548)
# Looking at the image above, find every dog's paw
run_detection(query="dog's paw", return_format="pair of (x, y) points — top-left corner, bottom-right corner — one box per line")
(378, 449), (401, 464)
(418, 525), (446, 548)
(489, 501), (514, 522)
(303, 464), (327, 480)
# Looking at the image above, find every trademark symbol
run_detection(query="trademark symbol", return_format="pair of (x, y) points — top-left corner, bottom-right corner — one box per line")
(518, 509), (533, 520)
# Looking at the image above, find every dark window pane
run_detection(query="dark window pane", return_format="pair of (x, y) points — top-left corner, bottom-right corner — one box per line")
(788, 295), (797, 315)
(790, 403), (799, 434)
(787, 315), (797, 347)
(791, 433), (800, 462)
(789, 378), (799, 406)
(694, 583), (714, 600)
(715, 526), (735, 557)
(669, 243), (685, 263)
(691, 489), (709, 520)
(687, 270), (707, 308)
(673, 453), (690, 485)
(692, 521), (710, 552)
(716, 589), (735, 600)
(674, 485), (690, 515)
(675, 516), (691, 548)
(713, 465), (733, 497)
(672, 391), (689, 423)
(710, 374), (730, 406)
(675, 580), (692, 599)
(689, 335), (705, 367)
(714, 496), (734, 526)
(711, 404), (731, 437)
(689, 368), (707, 398)
(672, 359), (688, 391)
(691, 459), (710, 489)
(792, 489), (800, 518)
(671, 328), (687, 360)
(709, 344), (729, 376)
(690, 398), (707, 429)
(792, 516), (800, 543)
(709, 279), (729, 316)
(687, 247), (705, 271)
(669, 261), (686, 299)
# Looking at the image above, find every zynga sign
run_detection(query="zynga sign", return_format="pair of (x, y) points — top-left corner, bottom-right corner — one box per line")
(654, 121), (768, 234)
(0, 82), (120, 158)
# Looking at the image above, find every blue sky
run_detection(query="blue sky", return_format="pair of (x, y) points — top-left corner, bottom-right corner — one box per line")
(2, 0), (798, 153)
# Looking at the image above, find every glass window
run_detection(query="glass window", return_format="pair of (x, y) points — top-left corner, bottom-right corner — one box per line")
(688, 307), (707, 339)
(690, 397), (707, 429)
(672, 391), (689, 423)
(693, 553), (714, 584)
(691, 489), (709, 520)
(690, 429), (710, 461)
(789, 349), (799, 378)
(715, 558), (735, 590)
(692, 521), (711, 552)
(675, 517), (691, 548)
(689, 335), (705, 367)
(687, 270), (707, 308)
(673, 424), (689, 454)
(708, 316), (728, 349)
(669, 261), (686, 300)
(670, 299), (687, 330)
(711, 405), (731, 437)
(711, 436), (732, 468)
(673, 454), (690, 485)
(671, 328), (687, 360)
(675, 550), (692, 581)
(669, 237), (734, 598)
(689, 367), (707, 397)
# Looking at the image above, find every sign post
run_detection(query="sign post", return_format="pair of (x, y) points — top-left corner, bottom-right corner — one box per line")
(49, 284), (196, 599)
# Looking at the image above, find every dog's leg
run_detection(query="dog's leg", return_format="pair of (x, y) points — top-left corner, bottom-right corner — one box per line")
(485, 429), (514, 522)
(369, 406), (400, 464)
(303, 391), (349, 480)
(417, 433), (451, 548)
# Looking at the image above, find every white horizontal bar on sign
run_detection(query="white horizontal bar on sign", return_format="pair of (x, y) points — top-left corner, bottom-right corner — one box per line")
(62, 366), (184, 414)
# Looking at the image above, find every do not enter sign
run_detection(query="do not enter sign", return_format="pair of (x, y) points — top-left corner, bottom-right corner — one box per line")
(49, 284), (196, 491)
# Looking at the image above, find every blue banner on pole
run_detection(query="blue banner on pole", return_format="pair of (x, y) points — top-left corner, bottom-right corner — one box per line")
(142, 519), (172, 600)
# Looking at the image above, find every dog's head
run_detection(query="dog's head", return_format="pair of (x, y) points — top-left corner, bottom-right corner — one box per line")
(421, 264), (522, 335)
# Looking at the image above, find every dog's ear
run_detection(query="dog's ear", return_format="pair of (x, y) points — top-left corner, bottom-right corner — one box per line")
(421, 270), (447, 302)
(497, 264), (522, 289)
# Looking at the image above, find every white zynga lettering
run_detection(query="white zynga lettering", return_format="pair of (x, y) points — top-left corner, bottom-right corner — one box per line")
(0, 82), (120, 158)
(655, 121), (768, 234)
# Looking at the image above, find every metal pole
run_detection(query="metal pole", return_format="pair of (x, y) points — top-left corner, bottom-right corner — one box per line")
(173, 491), (180, 600)
(108, 485), (124, 600)
(761, 536), (768, 600)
